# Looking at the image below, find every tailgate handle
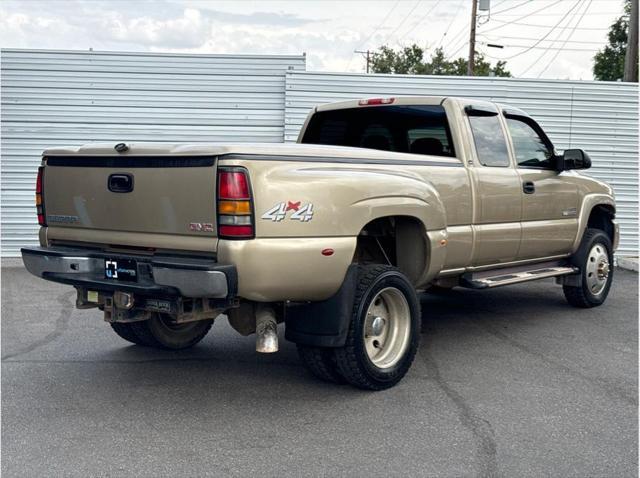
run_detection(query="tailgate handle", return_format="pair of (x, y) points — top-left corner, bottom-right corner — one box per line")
(108, 173), (134, 193)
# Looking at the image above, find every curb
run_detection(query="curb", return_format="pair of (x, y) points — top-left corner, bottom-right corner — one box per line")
(617, 257), (639, 272)
(1, 258), (24, 268)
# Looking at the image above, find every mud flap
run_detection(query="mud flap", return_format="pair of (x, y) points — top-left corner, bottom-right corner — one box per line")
(284, 264), (359, 347)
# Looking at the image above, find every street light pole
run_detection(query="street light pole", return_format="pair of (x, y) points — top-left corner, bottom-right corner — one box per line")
(623, 0), (638, 82)
(467, 0), (478, 76)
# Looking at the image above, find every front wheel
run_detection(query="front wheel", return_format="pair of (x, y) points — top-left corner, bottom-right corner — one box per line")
(563, 228), (614, 308)
(333, 265), (421, 390)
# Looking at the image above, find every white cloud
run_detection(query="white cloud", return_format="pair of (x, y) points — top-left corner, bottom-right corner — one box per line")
(0, 0), (627, 79)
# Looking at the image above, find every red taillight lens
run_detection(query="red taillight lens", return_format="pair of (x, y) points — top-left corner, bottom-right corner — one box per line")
(36, 166), (46, 226)
(219, 225), (254, 237)
(218, 171), (250, 199)
(217, 168), (253, 239)
(36, 167), (43, 194)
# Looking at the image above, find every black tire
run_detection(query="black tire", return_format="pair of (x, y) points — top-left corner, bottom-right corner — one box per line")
(563, 228), (614, 308)
(297, 345), (346, 384)
(128, 314), (214, 350)
(334, 265), (421, 391)
(110, 322), (148, 346)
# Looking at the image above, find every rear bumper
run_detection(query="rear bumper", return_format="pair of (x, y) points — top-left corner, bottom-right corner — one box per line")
(21, 246), (236, 299)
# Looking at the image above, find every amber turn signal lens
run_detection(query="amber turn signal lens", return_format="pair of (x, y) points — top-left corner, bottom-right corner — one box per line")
(218, 200), (251, 215)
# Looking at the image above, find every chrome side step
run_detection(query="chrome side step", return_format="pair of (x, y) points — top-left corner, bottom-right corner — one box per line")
(461, 265), (578, 289)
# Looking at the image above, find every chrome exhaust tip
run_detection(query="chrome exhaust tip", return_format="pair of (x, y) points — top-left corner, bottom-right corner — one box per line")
(255, 305), (278, 353)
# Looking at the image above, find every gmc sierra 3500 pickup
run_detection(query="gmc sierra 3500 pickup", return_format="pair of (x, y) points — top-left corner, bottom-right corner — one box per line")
(22, 96), (618, 390)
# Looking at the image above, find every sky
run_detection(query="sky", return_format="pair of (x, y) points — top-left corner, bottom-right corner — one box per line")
(0, 0), (627, 80)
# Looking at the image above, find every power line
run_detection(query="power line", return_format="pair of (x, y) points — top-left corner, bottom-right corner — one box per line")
(490, 0), (536, 16)
(484, 18), (607, 30)
(492, 11), (621, 16)
(490, 0), (510, 8)
(479, 34), (605, 45)
(480, 42), (598, 52)
(355, 0), (402, 50)
(347, 0), (401, 71)
(443, 17), (472, 59)
(449, 40), (469, 59)
(479, 0), (565, 34)
(396, 0), (444, 44)
(518, 0), (588, 76)
(536, 0), (593, 77)
(379, 0), (423, 46)
(519, 0), (592, 77)
(491, 0), (583, 60)
(436, 0), (465, 48)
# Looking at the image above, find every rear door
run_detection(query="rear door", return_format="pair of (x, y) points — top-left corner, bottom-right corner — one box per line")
(43, 155), (218, 248)
(465, 102), (522, 266)
(502, 114), (579, 259)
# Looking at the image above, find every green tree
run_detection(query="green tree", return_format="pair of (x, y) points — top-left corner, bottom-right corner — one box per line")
(370, 45), (511, 77)
(593, 0), (635, 81)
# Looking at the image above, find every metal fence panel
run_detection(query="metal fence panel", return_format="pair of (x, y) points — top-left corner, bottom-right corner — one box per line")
(284, 71), (638, 256)
(0, 49), (305, 256)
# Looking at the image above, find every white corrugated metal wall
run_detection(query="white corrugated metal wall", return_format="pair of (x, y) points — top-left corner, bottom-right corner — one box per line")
(284, 71), (638, 256)
(0, 49), (305, 256)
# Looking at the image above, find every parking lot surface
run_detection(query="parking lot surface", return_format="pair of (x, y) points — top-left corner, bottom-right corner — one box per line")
(2, 265), (637, 477)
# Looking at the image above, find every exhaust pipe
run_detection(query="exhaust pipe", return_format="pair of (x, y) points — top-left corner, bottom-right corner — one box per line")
(255, 304), (278, 353)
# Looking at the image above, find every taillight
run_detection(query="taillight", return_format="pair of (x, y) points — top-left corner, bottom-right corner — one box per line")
(36, 166), (46, 226)
(217, 168), (254, 238)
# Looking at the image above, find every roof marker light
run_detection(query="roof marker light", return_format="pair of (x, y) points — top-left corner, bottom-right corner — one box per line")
(358, 98), (395, 106)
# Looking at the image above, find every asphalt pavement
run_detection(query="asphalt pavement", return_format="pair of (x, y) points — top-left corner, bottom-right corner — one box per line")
(2, 264), (637, 477)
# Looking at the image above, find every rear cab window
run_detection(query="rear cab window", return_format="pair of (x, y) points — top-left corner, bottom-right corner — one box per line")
(301, 105), (456, 158)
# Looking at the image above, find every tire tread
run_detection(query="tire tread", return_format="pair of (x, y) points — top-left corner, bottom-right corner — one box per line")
(297, 345), (345, 384)
(334, 264), (420, 391)
(563, 228), (613, 308)
(127, 315), (213, 350)
(110, 322), (148, 346)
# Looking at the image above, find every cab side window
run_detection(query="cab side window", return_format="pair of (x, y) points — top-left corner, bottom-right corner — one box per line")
(506, 118), (553, 169)
(468, 115), (510, 167)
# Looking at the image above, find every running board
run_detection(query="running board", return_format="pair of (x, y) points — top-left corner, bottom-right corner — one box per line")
(461, 265), (578, 289)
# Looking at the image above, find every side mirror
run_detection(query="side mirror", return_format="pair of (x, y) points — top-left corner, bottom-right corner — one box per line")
(559, 149), (592, 171)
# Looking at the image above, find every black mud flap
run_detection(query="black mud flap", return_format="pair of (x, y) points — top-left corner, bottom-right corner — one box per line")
(284, 264), (359, 348)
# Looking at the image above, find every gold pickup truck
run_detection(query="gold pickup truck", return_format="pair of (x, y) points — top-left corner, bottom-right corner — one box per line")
(22, 96), (618, 390)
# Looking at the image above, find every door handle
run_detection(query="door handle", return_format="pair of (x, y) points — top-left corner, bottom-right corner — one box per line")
(108, 173), (134, 193)
(523, 181), (535, 194)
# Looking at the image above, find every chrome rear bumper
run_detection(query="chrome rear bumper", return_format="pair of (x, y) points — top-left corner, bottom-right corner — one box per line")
(21, 246), (236, 299)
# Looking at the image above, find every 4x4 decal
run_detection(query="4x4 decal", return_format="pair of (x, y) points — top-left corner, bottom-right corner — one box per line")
(261, 201), (314, 222)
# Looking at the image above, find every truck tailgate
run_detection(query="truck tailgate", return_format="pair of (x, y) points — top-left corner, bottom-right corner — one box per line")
(43, 156), (218, 249)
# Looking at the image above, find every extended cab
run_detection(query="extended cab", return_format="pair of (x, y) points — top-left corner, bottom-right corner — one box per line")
(22, 97), (618, 390)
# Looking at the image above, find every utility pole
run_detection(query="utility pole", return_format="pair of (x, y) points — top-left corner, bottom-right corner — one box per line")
(623, 0), (638, 82)
(467, 0), (478, 76)
(354, 49), (371, 73)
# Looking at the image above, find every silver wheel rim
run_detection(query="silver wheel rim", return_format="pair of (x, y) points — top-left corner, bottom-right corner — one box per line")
(363, 287), (411, 369)
(585, 243), (610, 296)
